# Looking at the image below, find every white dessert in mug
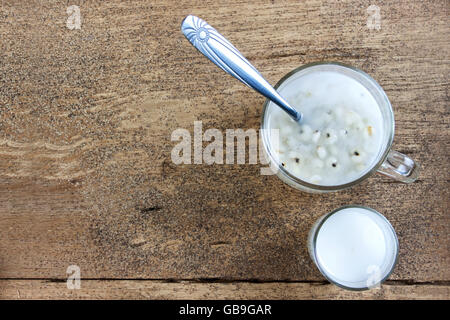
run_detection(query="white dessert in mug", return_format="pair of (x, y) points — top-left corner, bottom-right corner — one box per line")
(267, 69), (384, 186)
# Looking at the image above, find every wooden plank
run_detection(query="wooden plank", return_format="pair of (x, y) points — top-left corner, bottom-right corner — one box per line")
(0, 280), (448, 300)
(0, 0), (448, 298)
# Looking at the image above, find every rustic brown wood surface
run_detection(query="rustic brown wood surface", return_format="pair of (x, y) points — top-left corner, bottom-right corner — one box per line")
(0, 0), (448, 299)
(1, 280), (449, 300)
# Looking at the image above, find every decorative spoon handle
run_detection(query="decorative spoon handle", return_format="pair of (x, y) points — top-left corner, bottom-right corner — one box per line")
(181, 15), (302, 122)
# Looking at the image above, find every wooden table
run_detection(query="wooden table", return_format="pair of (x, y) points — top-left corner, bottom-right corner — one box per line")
(0, 0), (448, 299)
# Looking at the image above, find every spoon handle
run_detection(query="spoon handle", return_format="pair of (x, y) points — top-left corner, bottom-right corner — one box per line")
(181, 15), (302, 122)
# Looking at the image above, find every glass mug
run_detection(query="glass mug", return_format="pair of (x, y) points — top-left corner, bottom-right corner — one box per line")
(261, 62), (419, 193)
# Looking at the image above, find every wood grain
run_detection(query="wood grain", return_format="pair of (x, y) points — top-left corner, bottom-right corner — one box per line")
(1, 280), (449, 300)
(0, 0), (448, 299)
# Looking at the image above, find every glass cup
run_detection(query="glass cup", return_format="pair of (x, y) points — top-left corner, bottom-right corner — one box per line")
(308, 205), (399, 291)
(261, 62), (419, 193)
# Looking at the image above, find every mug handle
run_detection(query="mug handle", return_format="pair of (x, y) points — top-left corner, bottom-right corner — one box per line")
(377, 150), (419, 183)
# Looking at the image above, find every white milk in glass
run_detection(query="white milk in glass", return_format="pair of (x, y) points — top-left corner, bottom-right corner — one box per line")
(268, 70), (384, 185)
(309, 207), (398, 289)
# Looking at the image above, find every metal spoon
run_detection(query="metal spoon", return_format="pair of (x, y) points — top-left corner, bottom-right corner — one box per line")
(181, 15), (302, 122)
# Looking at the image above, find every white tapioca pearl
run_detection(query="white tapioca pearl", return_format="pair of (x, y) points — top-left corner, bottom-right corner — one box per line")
(316, 146), (327, 159)
(286, 136), (297, 148)
(324, 129), (338, 144)
(344, 111), (362, 125)
(326, 157), (338, 168)
(339, 129), (348, 138)
(311, 158), (324, 168)
(287, 150), (298, 158)
(329, 145), (339, 155)
(288, 151), (302, 165)
(353, 120), (365, 132)
(310, 175), (322, 184)
(295, 144), (311, 154)
(299, 124), (312, 141)
(344, 113), (354, 125)
(312, 130), (321, 143)
(351, 150), (364, 163)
